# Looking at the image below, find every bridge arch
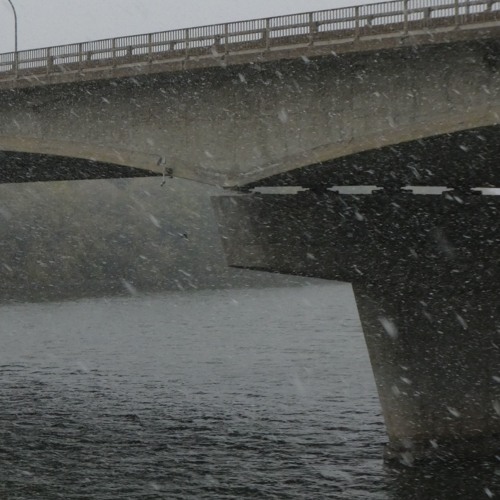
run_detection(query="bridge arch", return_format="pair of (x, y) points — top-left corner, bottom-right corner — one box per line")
(0, 36), (499, 188)
(245, 117), (500, 189)
(0, 107), (499, 187)
(0, 134), (168, 182)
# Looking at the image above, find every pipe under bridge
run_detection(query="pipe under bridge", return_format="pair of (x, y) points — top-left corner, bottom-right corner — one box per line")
(1, 0), (500, 464)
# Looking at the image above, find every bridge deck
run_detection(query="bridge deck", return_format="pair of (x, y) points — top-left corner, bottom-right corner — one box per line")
(0, 0), (499, 89)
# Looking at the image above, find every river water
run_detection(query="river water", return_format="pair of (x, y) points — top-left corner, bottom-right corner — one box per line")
(1, 283), (500, 499)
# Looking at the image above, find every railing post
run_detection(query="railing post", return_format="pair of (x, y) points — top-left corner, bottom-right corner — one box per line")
(309, 12), (317, 45)
(403, 0), (409, 34)
(47, 47), (52, 75)
(224, 23), (229, 55)
(265, 18), (271, 50)
(13, 51), (18, 78)
(355, 5), (360, 39)
(112, 38), (116, 68)
(78, 42), (83, 69)
(423, 6), (431, 28)
(455, 0), (460, 26)
(148, 33), (153, 62)
(185, 28), (190, 59)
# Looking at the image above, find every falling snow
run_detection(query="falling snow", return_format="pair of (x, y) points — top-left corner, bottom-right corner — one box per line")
(447, 407), (461, 418)
(379, 317), (399, 339)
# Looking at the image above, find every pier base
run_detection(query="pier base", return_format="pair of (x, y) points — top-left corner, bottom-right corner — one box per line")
(354, 282), (500, 464)
(213, 190), (500, 462)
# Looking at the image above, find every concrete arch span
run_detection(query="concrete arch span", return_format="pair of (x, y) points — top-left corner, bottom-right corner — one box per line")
(0, 37), (498, 187)
(0, 148), (162, 184)
(248, 121), (500, 190)
(1, 113), (499, 188)
(0, 135), (166, 183)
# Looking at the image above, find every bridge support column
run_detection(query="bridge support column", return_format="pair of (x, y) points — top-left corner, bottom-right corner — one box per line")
(353, 280), (500, 464)
(212, 191), (500, 463)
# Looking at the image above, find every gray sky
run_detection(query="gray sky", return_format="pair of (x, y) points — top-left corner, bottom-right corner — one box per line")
(0, 0), (377, 53)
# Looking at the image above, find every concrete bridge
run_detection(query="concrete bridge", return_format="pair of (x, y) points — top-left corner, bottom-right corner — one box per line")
(1, 0), (500, 464)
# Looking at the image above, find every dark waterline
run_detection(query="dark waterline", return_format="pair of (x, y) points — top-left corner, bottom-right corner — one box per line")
(1, 284), (499, 499)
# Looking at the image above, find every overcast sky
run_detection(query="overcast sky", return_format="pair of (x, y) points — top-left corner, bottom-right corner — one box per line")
(0, 0), (378, 53)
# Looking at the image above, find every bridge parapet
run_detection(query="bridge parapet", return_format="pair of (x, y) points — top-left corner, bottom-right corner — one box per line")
(0, 0), (499, 88)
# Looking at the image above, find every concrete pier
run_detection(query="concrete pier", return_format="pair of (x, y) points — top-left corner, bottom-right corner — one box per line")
(213, 190), (500, 462)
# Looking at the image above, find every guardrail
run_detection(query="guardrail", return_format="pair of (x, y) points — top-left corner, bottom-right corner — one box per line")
(0, 0), (498, 81)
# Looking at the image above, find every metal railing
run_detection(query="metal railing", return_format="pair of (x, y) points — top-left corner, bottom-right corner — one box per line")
(0, 0), (498, 81)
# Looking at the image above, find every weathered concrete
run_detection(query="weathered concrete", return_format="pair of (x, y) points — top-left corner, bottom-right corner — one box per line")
(0, 36), (499, 187)
(212, 191), (500, 462)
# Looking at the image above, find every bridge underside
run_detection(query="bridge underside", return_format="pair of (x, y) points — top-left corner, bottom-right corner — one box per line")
(245, 124), (500, 189)
(0, 151), (160, 183)
(0, 123), (498, 188)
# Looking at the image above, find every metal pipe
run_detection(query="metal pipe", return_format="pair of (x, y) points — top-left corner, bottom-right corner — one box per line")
(6, 0), (17, 54)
